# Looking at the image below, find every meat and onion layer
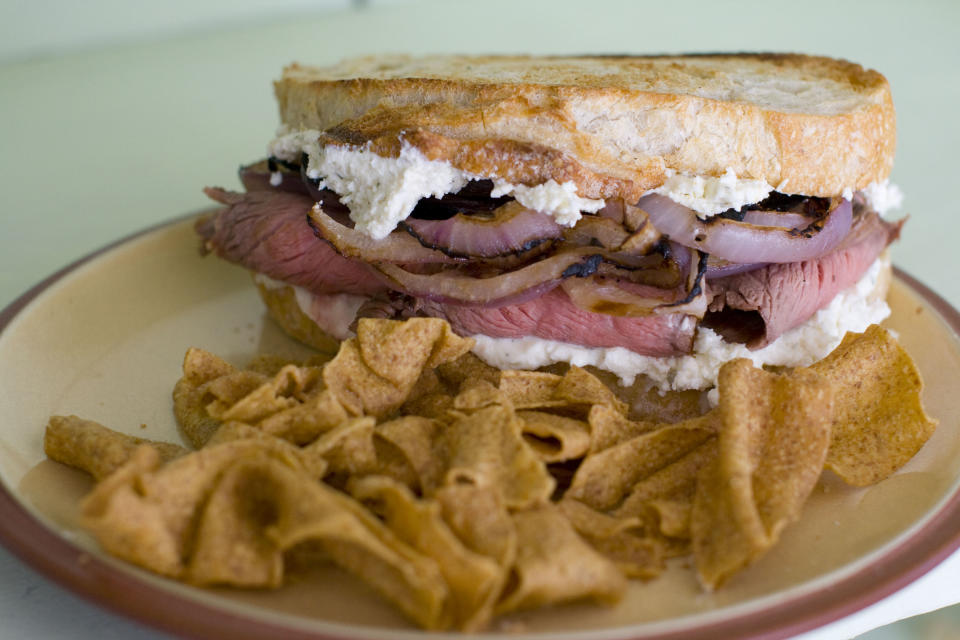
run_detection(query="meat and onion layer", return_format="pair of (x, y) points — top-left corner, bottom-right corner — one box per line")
(203, 160), (902, 380)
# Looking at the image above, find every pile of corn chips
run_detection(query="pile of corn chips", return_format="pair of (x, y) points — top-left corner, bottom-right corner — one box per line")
(44, 320), (937, 631)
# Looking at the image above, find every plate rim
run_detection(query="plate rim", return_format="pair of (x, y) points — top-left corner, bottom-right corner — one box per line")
(1, 216), (959, 640)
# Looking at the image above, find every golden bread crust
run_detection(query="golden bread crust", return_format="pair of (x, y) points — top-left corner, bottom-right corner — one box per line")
(255, 280), (341, 354)
(275, 54), (895, 199)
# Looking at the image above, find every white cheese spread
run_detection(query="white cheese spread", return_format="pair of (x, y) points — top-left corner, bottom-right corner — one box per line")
(470, 256), (890, 392)
(648, 167), (775, 218)
(862, 180), (903, 216)
(268, 127), (604, 239)
(490, 179), (604, 226)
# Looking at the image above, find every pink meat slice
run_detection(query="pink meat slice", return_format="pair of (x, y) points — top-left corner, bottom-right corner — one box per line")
(198, 188), (386, 296)
(418, 288), (697, 357)
(705, 212), (902, 348)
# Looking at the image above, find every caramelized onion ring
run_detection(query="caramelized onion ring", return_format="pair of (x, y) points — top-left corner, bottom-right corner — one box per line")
(741, 210), (811, 228)
(372, 247), (609, 306)
(401, 201), (562, 258)
(637, 194), (852, 264)
(308, 205), (462, 264)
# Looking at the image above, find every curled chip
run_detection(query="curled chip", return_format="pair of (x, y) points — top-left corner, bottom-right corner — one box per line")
(375, 416), (445, 495)
(45, 415), (187, 480)
(172, 348), (248, 447)
(443, 403), (555, 509)
(81, 438), (307, 579)
(517, 411), (591, 463)
(554, 367), (628, 415)
(587, 404), (657, 453)
(566, 413), (717, 512)
(806, 325), (938, 486)
(498, 370), (564, 409)
(266, 466), (451, 630)
(187, 456), (290, 587)
(210, 363), (323, 424)
(452, 379), (506, 412)
(559, 499), (665, 579)
(434, 483), (516, 568)
(171, 318), (472, 449)
(495, 503), (627, 615)
(498, 367), (627, 417)
(616, 438), (718, 541)
(640, 498), (693, 541)
(349, 476), (505, 632)
(257, 389), (350, 445)
(435, 351), (501, 389)
(692, 360), (833, 590)
(303, 417), (378, 479)
(324, 318), (473, 418)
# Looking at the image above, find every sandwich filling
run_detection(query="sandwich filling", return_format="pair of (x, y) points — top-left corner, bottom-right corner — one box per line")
(269, 129), (606, 238)
(199, 139), (902, 391)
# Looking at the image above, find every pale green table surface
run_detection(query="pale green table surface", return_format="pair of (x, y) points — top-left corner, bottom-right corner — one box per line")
(1, 1), (959, 638)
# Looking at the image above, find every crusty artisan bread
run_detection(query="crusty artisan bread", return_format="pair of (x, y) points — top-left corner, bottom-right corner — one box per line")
(254, 280), (341, 354)
(275, 54), (895, 201)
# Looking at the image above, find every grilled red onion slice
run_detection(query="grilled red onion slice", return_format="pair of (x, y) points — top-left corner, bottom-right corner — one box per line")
(583, 240), (689, 290)
(400, 201), (562, 258)
(563, 215), (631, 249)
(667, 241), (692, 279)
(741, 210), (811, 228)
(372, 247), (609, 306)
(592, 241), (686, 289)
(308, 205), (462, 264)
(637, 194), (852, 264)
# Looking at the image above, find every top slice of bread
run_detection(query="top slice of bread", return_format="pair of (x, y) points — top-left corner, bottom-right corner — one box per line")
(275, 54), (895, 201)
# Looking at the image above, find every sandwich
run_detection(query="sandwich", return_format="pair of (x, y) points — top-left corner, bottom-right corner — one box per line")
(198, 53), (903, 395)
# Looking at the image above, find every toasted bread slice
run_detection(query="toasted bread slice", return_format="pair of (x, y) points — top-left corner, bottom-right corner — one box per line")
(275, 54), (894, 201)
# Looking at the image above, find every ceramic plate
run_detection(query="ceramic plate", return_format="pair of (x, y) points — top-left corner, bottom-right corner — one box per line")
(2, 217), (960, 640)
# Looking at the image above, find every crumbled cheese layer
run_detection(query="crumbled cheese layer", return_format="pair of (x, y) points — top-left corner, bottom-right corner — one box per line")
(490, 179), (604, 225)
(649, 167), (775, 218)
(270, 130), (472, 240)
(268, 128), (604, 239)
(862, 179), (903, 216)
(470, 256), (890, 392)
